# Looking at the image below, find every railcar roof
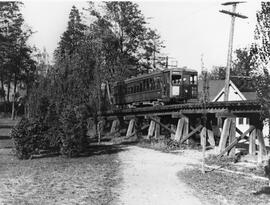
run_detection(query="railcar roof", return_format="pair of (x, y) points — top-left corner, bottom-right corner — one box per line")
(124, 67), (197, 82)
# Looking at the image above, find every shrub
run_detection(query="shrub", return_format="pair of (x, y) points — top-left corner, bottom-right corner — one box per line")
(11, 118), (45, 159)
(43, 103), (61, 151)
(12, 97), (90, 159)
(59, 105), (88, 157)
(38, 96), (50, 119)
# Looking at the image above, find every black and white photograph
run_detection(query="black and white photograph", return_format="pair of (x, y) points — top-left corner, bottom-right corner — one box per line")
(0, 0), (270, 204)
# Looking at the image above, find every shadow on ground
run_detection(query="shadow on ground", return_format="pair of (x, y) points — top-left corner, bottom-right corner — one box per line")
(82, 144), (127, 157)
(28, 144), (127, 159)
(253, 186), (270, 195)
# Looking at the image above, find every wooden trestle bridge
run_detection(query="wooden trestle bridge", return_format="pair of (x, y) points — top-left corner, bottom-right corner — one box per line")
(100, 100), (267, 161)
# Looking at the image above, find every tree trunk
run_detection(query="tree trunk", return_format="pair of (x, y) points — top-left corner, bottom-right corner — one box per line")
(0, 73), (4, 102)
(11, 74), (17, 120)
(7, 79), (10, 102)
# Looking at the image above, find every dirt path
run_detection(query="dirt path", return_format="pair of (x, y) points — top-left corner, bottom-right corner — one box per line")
(116, 146), (208, 205)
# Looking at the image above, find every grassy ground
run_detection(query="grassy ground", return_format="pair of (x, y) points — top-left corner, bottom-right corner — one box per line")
(0, 139), (13, 148)
(205, 154), (266, 178)
(0, 117), (20, 139)
(179, 168), (270, 205)
(0, 144), (124, 205)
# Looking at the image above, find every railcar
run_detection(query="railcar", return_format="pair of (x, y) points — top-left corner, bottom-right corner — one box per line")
(112, 67), (198, 106)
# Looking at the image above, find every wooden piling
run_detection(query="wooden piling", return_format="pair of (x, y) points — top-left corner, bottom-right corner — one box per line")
(249, 128), (256, 155)
(207, 129), (215, 147)
(183, 117), (189, 144)
(126, 119), (136, 137)
(218, 118), (232, 153)
(110, 119), (120, 134)
(147, 120), (156, 139)
(257, 129), (267, 164)
(174, 118), (185, 141)
(154, 117), (160, 139)
(228, 118), (236, 157)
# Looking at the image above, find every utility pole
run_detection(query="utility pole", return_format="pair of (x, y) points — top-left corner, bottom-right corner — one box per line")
(201, 54), (209, 105)
(220, 1), (247, 101)
(201, 54), (208, 174)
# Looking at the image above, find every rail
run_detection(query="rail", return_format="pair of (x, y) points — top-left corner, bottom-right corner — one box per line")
(101, 100), (261, 117)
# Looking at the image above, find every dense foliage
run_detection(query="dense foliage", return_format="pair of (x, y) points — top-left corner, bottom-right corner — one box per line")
(29, 2), (165, 124)
(0, 2), (37, 118)
(11, 117), (44, 159)
(209, 46), (257, 80)
(59, 106), (88, 157)
(10, 2), (165, 158)
(253, 2), (270, 123)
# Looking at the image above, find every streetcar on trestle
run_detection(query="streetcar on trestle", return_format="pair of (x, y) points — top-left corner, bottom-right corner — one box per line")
(112, 67), (198, 107)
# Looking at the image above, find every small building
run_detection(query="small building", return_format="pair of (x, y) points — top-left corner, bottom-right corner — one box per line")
(198, 77), (269, 140)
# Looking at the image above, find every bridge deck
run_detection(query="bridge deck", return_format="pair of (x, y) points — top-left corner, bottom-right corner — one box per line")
(102, 100), (262, 117)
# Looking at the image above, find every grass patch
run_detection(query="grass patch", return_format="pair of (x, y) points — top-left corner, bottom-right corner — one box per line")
(179, 168), (270, 205)
(0, 144), (124, 205)
(137, 138), (201, 153)
(0, 139), (13, 148)
(205, 154), (265, 178)
(206, 154), (237, 167)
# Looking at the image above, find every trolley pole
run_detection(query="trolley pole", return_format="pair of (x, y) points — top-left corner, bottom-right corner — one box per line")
(220, 1), (247, 101)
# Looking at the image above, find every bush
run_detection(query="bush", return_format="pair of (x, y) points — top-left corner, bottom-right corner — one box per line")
(59, 105), (88, 157)
(11, 118), (45, 159)
(11, 101), (63, 159)
(12, 94), (90, 159)
(43, 103), (61, 151)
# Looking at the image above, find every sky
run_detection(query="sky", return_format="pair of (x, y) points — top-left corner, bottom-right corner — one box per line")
(22, 0), (261, 72)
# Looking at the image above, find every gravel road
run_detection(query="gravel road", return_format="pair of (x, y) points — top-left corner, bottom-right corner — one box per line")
(116, 146), (208, 205)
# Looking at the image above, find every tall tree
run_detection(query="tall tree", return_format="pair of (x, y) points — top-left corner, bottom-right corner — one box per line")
(55, 5), (86, 61)
(232, 46), (256, 77)
(89, 2), (165, 78)
(255, 2), (270, 68)
(253, 2), (270, 136)
(208, 66), (226, 80)
(209, 46), (256, 80)
(0, 2), (36, 117)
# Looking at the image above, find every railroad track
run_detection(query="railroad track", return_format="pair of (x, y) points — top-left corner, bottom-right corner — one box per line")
(102, 100), (262, 118)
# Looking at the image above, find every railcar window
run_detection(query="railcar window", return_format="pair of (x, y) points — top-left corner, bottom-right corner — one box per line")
(150, 79), (154, 90)
(183, 75), (190, 84)
(142, 80), (146, 91)
(146, 79), (150, 90)
(154, 78), (160, 89)
(190, 75), (197, 85)
(172, 75), (182, 85)
(156, 78), (161, 89)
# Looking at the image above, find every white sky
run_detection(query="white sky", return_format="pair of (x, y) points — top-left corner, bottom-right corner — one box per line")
(22, 0), (261, 72)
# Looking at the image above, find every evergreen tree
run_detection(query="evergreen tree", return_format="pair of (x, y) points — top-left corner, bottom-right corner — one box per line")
(55, 5), (86, 60)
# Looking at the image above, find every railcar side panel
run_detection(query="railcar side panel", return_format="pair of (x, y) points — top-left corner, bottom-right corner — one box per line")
(112, 68), (198, 105)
